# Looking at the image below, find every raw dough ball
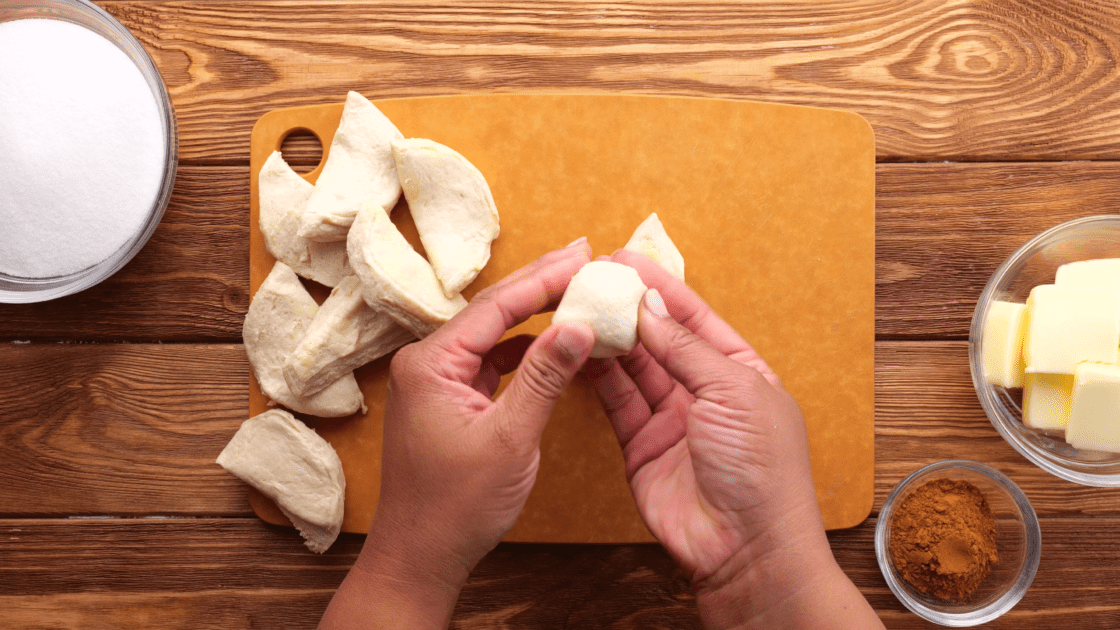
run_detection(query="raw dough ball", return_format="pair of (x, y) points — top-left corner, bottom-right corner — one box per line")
(552, 261), (647, 358)
(216, 409), (345, 553)
(284, 274), (415, 398)
(298, 91), (403, 242)
(392, 137), (500, 298)
(258, 150), (349, 287)
(346, 203), (468, 338)
(624, 212), (684, 281)
(242, 261), (365, 417)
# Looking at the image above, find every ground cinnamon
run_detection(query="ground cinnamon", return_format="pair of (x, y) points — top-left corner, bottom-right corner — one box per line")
(889, 478), (999, 600)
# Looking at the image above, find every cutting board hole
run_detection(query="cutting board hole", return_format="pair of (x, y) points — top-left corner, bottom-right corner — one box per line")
(278, 128), (323, 173)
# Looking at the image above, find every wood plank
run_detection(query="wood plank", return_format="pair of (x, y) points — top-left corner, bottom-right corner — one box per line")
(875, 162), (1120, 339)
(873, 341), (1120, 516)
(0, 166), (248, 342)
(96, 0), (1120, 164)
(0, 516), (1118, 628)
(1, 161), (1116, 341)
(0, 344), (250, 516)
(4, 342), (1120, 519)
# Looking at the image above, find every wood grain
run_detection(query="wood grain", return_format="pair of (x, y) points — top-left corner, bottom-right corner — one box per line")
(1, 516), (1118, 628)
(0, 344), (249, 516)
(4, 341), (1120, 519)
(96, 0), (1120, 164)
(1, 161), (1116, 342)
(6, 2), (1120, 626)
(876, 162), (1120, 339)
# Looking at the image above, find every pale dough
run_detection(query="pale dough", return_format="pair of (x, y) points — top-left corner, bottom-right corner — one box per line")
(298, 91), (403, 242)
(243, 261), (366, 417)
(216, 409), (345, 553)
(284, 274), (416, 397)
(552, 261), (648, 358)
(347, 203), (468, 338)
(258, 150), (349, 287)
(392, 138), (500, 298)
(624, 212), (684, 281)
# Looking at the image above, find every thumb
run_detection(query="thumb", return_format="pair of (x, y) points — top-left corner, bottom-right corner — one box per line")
(494, 322), (595, 444)
(638, 289), (757, 397)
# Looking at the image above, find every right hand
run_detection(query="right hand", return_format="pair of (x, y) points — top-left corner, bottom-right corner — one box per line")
(587, 250), (880, 629)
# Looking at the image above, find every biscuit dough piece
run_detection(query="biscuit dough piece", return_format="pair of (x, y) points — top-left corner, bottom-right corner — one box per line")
(244, 261), (366, 417)
(284, 274), (416, 397)
(552, 261), (648, 358)
(298, 92), (403, 242)
(392, 138), (500, 298)
(258, 151), (349, 287)
(216, 409), (345, 553)
(624, 213), (684, 281)
(347, 204), (468, 338)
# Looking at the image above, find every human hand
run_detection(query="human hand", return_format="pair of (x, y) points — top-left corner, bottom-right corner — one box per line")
(320, 240), (596, 630)
(587, 250), (882, 629)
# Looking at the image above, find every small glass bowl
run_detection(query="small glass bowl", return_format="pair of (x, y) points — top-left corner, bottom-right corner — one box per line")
(970, 215), (1120, 485)
(875, 460), (1041, 626)
(0, 0), (177, 303)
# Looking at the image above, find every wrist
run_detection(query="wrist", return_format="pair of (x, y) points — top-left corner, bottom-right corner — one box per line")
(320, 514), (470, 630)
(694, 509), (838, 630)
(363, 514), (471, 609)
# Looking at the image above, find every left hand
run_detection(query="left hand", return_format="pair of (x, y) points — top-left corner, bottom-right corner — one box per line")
(321, 240), (595, 629)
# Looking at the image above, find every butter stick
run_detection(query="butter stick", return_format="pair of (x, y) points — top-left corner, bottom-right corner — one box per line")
(1024, 285), (1120, 374)
(983, 301), (1028, 388)
(1022, 373), (1073, 431)
(1067, 363), (1120, 453)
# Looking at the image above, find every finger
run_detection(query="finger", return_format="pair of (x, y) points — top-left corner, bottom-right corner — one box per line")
(621, 407), (688, 480)
(422, 243), (591, 384)
(584, 357), (652, 447)
(472, 334), (536, 397)
(637, 289), (770, 400)
(493, 323), (595, 447)
(492, 237), (590, 291)
(615, 253), (782, 387)
(617, 342), (683, 413)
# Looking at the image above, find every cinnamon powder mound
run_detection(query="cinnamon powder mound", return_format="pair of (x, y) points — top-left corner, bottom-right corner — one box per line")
(889, 478), (999, 600)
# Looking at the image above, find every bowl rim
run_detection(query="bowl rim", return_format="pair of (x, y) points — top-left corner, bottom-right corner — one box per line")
(969, 214), (1120, 486)
(0, 0), (178, 303)
(874, 460), (1041, 627)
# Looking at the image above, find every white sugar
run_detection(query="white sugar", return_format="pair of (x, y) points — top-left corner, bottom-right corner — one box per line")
(0, 18), (165, 278)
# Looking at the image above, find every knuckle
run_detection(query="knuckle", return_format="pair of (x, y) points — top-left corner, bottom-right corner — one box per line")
(471, 284), (501, 305)
(518, 351), (570, 402)
(388, 342), (425, 383)
(665, 322), (705, 355)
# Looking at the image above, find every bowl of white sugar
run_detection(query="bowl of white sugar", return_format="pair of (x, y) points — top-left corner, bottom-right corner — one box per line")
(0, 0), (177, 303)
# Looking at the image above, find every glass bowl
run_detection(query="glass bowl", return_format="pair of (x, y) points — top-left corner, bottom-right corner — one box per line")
(875, 460), (1041, 626)
(0, 0), (177, 303)
(970, 215), (1120, 485)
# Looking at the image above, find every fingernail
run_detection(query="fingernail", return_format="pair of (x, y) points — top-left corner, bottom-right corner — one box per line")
(565, 236), (587, 249)
(555, 324), (593, 358)
(644, 289), (668, 318)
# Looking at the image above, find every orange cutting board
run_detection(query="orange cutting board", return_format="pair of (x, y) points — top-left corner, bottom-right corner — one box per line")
(247, 94), (875, 543)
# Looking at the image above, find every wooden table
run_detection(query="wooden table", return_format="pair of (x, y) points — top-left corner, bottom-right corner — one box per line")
(3, 1), (1120, 627)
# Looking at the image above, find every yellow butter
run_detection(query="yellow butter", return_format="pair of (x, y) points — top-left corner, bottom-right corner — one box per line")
(983, 301), (1028, 387)
(1024, 284), (1120, 374)
(1067, 363), (1120, 453)
(1022, 373), (1073, 431)
(1055, 258), (1120, 295)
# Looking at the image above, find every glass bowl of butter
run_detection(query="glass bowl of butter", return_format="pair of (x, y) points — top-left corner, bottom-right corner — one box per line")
(971, 215), (1120, 486)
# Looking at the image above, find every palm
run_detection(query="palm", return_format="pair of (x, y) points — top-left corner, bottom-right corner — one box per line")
(624, 379), (767, 581)
(592, 331), (788, 582)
